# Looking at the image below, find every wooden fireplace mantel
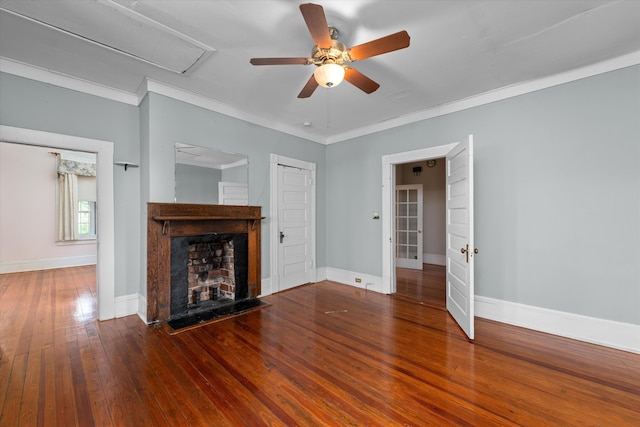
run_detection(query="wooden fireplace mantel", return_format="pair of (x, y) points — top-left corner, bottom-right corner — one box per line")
(146, 203), (262, 323)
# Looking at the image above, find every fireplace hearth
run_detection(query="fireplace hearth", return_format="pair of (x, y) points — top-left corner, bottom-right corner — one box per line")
(147, 203), (262, 324)
(165, 298), (267, 331)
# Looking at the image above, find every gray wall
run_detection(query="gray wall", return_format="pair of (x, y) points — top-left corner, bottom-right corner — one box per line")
(326, 65), (640, 325)
(2, 64), (638, 326)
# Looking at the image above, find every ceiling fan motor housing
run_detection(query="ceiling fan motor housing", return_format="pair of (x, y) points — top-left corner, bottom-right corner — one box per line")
(311, 39), (350, 67)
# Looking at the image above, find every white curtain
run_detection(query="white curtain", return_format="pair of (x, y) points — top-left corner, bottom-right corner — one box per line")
(57, 156), (96, 241)
(58, 172), (78, 241)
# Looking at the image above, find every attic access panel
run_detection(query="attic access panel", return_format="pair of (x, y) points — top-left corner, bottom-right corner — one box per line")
(1, 0), (215, 74)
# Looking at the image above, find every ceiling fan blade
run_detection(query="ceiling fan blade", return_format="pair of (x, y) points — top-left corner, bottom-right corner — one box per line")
(250, 57), (309, 66)
(348, 30), (410, 61)
(298, 74), (319, 98)
(344, 68), (380, 94)
(299, 3), (332, 49)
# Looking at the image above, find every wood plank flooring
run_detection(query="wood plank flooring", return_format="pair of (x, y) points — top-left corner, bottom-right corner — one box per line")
(1, 266), (639, 426)
(395, 264), (446, 308)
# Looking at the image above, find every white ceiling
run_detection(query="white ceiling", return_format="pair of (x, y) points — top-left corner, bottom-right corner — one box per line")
(1, 0), (639, 144)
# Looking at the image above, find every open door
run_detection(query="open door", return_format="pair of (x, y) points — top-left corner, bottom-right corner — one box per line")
(446, 135), (475, 339)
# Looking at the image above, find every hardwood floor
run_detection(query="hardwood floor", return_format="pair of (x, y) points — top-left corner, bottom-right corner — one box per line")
(395, 264), (446, 308)
(1, 266), (639, 426)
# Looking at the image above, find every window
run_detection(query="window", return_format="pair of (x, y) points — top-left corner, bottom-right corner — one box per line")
(78, 200), (96, 237)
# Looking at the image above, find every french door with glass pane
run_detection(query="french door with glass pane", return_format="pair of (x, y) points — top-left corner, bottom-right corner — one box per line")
(395, 184), (423, 269)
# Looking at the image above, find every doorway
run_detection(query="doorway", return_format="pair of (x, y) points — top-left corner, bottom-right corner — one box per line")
(0, 125), (115, 320)
(381, 143), (457, 294)
(395, 160), (446, 307)
(381, 136), (476, 339)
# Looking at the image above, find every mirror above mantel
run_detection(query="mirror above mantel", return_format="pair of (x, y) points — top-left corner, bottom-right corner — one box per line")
(174, 143), (248, 205)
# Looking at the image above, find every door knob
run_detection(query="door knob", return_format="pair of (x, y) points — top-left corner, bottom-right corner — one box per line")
(280, 231), (285, 243)
(460, 245), (478, 263)
(461, 245), (469, 263)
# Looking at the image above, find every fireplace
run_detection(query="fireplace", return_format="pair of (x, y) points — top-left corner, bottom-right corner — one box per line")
(147, 203), (262, 323)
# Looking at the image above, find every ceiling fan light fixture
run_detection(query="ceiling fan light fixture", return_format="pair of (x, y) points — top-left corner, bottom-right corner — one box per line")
(250, 3), (410, 97)
(314, 63), (345, 88)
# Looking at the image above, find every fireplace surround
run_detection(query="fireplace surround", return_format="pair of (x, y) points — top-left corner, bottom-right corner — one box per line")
(147, 203), (262, 323)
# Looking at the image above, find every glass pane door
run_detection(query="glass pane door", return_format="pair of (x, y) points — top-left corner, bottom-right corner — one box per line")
(396, 184), (423, 269)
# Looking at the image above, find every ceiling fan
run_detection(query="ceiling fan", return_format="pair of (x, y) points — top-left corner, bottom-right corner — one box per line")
(250, 3), (410, 98)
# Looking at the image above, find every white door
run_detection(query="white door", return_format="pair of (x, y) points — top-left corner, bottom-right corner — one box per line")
(395, 184), (423, 270)
(446, 135), (475, 339)
(218, 181), (248, 205)
(277, 165), (313, 291)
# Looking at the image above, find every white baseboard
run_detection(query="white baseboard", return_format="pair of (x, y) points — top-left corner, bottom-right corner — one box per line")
(0, 255), (97, 274)
(475, 296), (640, 354)
(261, 268), (322, 296)
(111, 270), (640, 354)
(423, 253), (446, 266)
(137, 293), (148, 324)
(324, 267), (384, 293)
(259, 277), (272, 297)
(316, 267), (328, 281)
(114, 293), (139, 318)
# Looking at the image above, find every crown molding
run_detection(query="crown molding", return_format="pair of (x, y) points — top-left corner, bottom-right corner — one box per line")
(325, 50), (640, 144)
(0, 57), (139, 105)
(3, 50), (639, 146)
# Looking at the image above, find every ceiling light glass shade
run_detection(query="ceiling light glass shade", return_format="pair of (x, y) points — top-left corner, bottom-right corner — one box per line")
(314, 63), (345, 88)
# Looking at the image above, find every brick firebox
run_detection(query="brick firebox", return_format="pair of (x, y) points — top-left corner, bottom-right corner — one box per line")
(187, 239), (235, 302)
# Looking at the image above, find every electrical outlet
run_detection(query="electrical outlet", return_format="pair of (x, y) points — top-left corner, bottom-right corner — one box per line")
(355, 278), (362, 283)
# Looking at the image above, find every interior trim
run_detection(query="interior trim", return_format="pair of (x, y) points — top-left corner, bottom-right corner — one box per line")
(381, 143), (458, 294)
(3, 50), (639, 145)
(0, 57), (139, 105)
(0, 255), (97, 274)
(0, 125), (116, 320)
(325, 267), (384, 293)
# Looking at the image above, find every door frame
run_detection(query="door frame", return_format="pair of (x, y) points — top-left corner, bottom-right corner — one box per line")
(0, 125), (115, 320)
(381, 143), (457, 294)
(269, 154), (316, 294)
